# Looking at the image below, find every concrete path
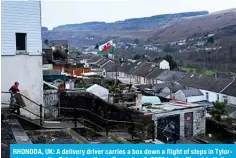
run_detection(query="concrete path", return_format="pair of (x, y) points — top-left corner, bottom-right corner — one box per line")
(7, 119), (32, 144)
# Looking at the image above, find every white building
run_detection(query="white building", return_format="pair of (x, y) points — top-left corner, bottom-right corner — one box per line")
(159, 60), (170, 70)
(179, 73), (236, 105)
(175, 89), (205, 103)
(1, 1), (43, 118)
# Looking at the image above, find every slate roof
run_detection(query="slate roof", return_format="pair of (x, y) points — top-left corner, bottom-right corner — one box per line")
(89, 56), (103, 63)
(158, 91), (171, 98)
(132, 62), (157, 77)
(77, 55), (94, 61)
(117, 62), (136, 74)
(222, 79), (236, 97)
(145, 68), (165, 79)
(178, 72), (234, 93)
(101, 60), (115, 72)
(179, 89), (203, 97)
(153, 83), (185, 93)
(155, 70), (185, 82)
(135, 84), (153, 91)
(97, 58), (110, 66)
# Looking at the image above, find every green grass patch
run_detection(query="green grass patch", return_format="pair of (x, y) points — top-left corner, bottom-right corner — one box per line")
(203, 70), (216, 76)
(179, 67), (216, 76)
(110, 136), (125, 144)
(179, 67), (197, 72)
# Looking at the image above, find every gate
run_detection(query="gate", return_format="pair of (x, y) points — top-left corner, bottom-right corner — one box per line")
(43, 90), (60, 118)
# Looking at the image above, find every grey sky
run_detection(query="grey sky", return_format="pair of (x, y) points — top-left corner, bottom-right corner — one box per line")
(41, 0), (236, 30)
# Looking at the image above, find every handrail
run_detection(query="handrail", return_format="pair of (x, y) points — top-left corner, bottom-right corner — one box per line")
(2, 91), (154, 139)
(52, 106), (146, 127)
(1, 91), (41, 107)
(4, 103), (40, 118)
(76, 118), (106, 131)
(1, 91), (147, 126)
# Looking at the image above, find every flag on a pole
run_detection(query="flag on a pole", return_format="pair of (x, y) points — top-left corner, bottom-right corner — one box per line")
(97, 40), (114, 56)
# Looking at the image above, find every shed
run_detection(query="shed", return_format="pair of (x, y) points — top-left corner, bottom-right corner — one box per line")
(141, 96), (161, 105)
(86, 84), (109, 101)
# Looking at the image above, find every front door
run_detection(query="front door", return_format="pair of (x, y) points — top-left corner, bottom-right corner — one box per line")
(184, 112), (193, 137)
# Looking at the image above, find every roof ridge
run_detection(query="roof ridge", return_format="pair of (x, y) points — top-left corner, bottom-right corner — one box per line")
(145, 67), (159, 78)
(100, 60), (114, 68)
(220, 76), (236, 93)
(131, 62), (145, 75)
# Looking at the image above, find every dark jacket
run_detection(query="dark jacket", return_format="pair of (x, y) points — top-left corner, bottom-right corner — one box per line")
(9, 85), (19, 93)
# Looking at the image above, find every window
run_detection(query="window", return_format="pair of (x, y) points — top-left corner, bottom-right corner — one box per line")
(217, 94), (219, 101)
(206, 92), (209, 101)
(16, 33), (27, 51)
(144, 78), (146, 83)
(223, 96), (228, 103)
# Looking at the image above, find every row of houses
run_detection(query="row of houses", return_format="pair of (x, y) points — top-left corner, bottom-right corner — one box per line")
(76, 55), (236, 106)
(136, 72), (236, 106)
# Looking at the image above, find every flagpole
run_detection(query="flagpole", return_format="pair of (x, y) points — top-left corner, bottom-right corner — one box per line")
(115, 52), (117, 84)
(112, 53), (114, 79)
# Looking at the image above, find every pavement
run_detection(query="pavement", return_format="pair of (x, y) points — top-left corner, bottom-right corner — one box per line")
(6, 119), (32, 144)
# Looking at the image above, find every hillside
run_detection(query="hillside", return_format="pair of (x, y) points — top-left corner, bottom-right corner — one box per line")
(42, 11), (208, 46)
(149, 8), (236, 43)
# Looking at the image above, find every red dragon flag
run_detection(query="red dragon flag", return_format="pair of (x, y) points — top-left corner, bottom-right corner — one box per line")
(98, 40), (114, 56)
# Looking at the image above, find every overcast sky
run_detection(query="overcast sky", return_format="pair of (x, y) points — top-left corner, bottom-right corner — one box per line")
(41, 0), (236, 30)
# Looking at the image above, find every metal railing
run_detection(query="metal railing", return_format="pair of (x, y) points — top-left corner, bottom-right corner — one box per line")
(1, 91), (155, 140)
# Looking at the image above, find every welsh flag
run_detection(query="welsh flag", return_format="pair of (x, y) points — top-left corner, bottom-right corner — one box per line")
(97, 40), (114, 56)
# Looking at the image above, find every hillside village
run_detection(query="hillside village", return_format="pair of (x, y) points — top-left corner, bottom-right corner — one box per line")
(42, 39), (236, 141)
(1, 1), (236, 157)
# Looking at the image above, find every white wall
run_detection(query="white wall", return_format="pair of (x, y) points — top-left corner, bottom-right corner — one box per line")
(1, 1), (42, 55)
(159, 60), (170, 70)
(224, 95), (236, 105)
(187, 95), (205, 103)
(140, 76), (147, 84)
(106, 72), (118, 78)
(175, 91), (186, 101)
(200, 89), (222, 102)
(175, 91), (205, 103)
(1, 56), (43, 119)
(1, 1), (43, 119)
(118, 72), (126, 77)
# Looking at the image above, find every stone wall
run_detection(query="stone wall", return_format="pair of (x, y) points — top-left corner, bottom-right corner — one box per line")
(152, 106), (205, 140)
(58, 91), (153, 139)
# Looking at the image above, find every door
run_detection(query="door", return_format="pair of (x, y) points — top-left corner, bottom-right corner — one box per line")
(184, 112), (193, 137)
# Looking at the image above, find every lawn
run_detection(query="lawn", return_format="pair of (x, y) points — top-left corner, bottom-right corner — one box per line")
(179, 67), (216, 76)
(179, 67), (197, 72)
